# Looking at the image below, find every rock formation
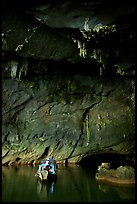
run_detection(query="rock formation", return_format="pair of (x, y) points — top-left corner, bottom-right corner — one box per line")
(2, 0), (135, 167)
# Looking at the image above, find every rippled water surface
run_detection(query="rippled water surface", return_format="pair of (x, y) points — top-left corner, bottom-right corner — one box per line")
(2, 165), (135, 202)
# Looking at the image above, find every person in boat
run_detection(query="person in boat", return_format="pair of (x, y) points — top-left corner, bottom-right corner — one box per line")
(48, 156), (57, 175)
(37, 155), (57, 176)
(37, 159), (50, 173)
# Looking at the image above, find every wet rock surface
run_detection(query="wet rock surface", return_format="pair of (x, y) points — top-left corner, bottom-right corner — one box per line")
(96, 163), (135, 185)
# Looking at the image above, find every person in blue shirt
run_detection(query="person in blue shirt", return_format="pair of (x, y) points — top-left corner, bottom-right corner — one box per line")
(37, 155), (57, 179)
(49, 163), (56, 174)
(48, 156), (57, 175)
(37, 159), (50, 173)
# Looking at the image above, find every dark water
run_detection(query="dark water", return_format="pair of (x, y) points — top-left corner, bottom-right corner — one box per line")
(2, 165), (135, 202)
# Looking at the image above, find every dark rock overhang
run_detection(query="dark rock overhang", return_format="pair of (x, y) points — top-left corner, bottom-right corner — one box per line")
(2, 0), (135, 79)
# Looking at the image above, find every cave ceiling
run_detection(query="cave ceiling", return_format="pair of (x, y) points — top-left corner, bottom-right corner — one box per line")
(2, 0), (135, 77)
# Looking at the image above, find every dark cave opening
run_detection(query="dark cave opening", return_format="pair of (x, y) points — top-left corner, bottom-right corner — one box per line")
(78, 153), (135, 170)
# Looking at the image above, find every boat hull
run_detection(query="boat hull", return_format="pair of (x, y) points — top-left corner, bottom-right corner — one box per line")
(36, 170), (57, 181)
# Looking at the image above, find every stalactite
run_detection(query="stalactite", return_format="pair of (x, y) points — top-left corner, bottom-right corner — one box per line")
(83, 113), (90, 146)
(10, 60), (18, 79)
(18, 58), (29, 80)
(83, 18), (90, 32)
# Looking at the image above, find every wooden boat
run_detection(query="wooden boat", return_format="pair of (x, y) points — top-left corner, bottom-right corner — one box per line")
(36, 157), (57, 181)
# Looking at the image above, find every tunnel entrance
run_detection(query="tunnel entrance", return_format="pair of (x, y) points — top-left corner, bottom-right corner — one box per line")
(78, 153), (135, 169)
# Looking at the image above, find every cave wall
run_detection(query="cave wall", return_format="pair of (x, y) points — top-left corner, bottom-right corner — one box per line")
(2, 0), (135, 166)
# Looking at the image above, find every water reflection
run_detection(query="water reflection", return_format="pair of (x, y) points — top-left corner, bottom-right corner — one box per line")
(98, 182), (135, 201)
(36, 178), (56, 200)
(2, 165), (135, 202)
